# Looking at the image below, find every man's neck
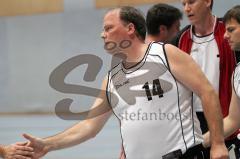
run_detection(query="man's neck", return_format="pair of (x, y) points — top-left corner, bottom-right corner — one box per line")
(122, 42), (148, 68)
(193, 14), (215, 36)
(145, 35), (166, 43)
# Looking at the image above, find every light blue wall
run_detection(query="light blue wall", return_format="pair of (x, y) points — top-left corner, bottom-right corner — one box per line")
(0, 0), (239, 113)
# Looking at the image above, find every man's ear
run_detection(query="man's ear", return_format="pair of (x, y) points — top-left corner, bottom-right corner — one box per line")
(127, 23), (135, 35)
(158, 25), (168, 40)
(159, 25), (167, 35)
(159, 25), (168, 37)
(205, 0), (212, 8)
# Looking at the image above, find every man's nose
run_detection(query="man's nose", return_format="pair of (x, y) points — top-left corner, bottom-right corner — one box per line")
(224, 31), (229, 40)
(184, 3), (191, 13)
(101, 32), (106, 39)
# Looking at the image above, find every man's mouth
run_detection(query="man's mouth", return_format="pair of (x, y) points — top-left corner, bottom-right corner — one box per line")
(188, 14), (194, 18)
(227, 40), (233, 46)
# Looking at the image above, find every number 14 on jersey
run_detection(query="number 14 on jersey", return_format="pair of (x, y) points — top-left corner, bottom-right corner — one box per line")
(142, 79), (164, 101)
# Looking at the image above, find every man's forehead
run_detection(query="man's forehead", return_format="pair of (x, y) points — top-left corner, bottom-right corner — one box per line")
(226, 18), (239, 26)
(180, 0), (189, 3)
(104, 9), (120, 18)
(181, 0), (202, 3)
(103, 9), (121, 27)
(103, 9), (119, 28)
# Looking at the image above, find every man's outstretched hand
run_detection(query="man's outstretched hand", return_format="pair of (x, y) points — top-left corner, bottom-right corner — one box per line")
(23, 134), (48, 159)
(1, 142), (33, 159)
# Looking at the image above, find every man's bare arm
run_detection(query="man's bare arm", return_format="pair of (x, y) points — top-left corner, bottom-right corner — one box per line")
(204, 83), (240, 147)
(23, 78), (112, 158)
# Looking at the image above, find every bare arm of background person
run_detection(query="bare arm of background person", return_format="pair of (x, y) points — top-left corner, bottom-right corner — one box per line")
(0, 143), (33, 159)
(23, 78), (113, 159)
(203, 80), (240, 147)
(165, 44), (229, 159)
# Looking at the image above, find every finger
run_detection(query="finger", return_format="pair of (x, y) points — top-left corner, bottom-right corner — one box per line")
(15, 142), (28, 146)
(22, 134), (36, 143)
(13, 154), (31, 159)
(15, 150), (34, 156)
(25, 141), (31, 147)
(15, 145), (34, 151)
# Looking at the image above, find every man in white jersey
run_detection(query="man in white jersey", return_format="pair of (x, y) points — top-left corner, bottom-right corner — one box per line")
(204, 5), (240, 155)
(172, 0), (238, 157)
(172, 0), (236, 135)
(118, 5), (182, 158)
(22, 6), (228, 159)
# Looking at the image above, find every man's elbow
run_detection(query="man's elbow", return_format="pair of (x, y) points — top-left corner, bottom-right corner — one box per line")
(88, 129), (98, 139)
(84, 122), (100, 139)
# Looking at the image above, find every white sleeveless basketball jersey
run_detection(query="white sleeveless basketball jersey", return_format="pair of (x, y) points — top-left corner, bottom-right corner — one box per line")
(191, 35), (220, 112)
(190, 17), (220, 112)
(233, 63), (240, 98)
(106, 42), (203, 159)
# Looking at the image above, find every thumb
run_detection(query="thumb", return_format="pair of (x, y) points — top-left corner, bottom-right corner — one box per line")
(23, 133), (36, 142)
(15, 141), (28, 146)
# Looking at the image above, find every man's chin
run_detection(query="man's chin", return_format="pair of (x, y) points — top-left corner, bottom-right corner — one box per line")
(235, 47), (240, 51)
(105, 49), (123, 54)
(233, 43), (240, 51)
(105, 50), (126, 59)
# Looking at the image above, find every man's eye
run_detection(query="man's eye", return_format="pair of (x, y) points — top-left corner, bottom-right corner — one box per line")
(105, 27), (111, 32)
(189, 0), (195, 4)
(227, 28), (234, 33)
